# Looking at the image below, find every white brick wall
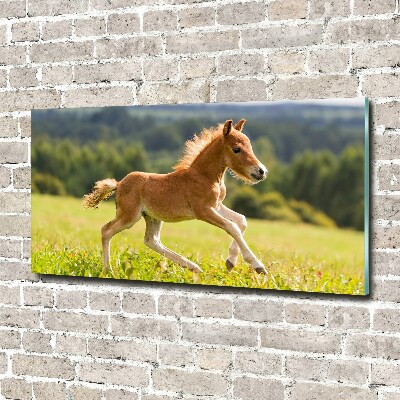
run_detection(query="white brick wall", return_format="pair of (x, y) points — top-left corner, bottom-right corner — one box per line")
(0, 0), (399, 398)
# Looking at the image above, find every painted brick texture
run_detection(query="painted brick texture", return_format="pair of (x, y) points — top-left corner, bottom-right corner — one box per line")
(0, 0), (399, 399)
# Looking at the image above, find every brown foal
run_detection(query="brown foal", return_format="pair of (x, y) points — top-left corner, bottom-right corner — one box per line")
(83, 119), (268, 275)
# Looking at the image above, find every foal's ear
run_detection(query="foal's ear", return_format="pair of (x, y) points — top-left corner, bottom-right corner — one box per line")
(223, 120), (233, 136)
(234, 119), (246, 131)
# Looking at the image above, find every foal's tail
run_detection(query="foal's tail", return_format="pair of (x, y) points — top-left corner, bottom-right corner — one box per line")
(82, 178), (118, 209)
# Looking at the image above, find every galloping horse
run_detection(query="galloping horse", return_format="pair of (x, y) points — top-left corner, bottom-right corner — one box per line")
(83, 119), (268, 275)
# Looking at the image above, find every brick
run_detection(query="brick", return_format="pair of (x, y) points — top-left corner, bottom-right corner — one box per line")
(285, 303), (325, 326)
(75, 61), (141, 84)
(30, 41), (93, 63)
(105, 389), (138, 400)
(179, 7), (214, 28)
(374, 135), (400, 160)
(269, 52), (305, 74)
(89, 291), (120, 311)
(158, 295), (193, 318)
(0, 215), (30, 236)
(0, 285), (20, 305)
(13, 354), (75, 379)
(373, 280), (400, 303)
(181, 57), (215, 79)
(327, 306), (369, 329)
(233, 376), (284, 400)
(79, 361), (148, 387)
(0, 352), (7, 373)
(0, 68), (6, 87)
(12, 21), (39, 42)
(159, 343), (193, 367)
(88, 338), (157, 362)
(197, 348), (232, 370)
(243, 24), (323, 49)
(376, 102), (400, 128)
(18, 116), (30, 138)
(216, 79), (266, 102)
(374, 195), (400, 221)
(374, 309), (400, 333)
(70, 385), (102, 400)
(74, 16), (105, 37)
(310, 0), (349, 17)
(329, 359), (369, 384)
(290, 382), (375, 400)
(43, 311), (108, 334)
(373, 251), (400, 275)
(234, 299), (283, 323)
(0, 46), (26, 66)
(0, 329), (21, 349)
(0, 239), (21, 258)
(1, 379), (32, 400)
(153, 367), (228, 396)
(91, 0), (157, 10)
(381, 394), (400, 400)
(24, 286), (53, 307)
(0, 261), (39, 282)
(64, 86), (133, 108)
(195, 297), (232, 319)
(143, 10), (176, 31)
(42, 20), (72, 40)
(96, 37), (162, 58)
(22, 239), (30, 259)
(363, 74), (400, 98)
(372, 363), (400, 386)
(0, 166), (11, 187)
(143, 58), (178, 81)
(0, 142), (28, 163)
(108, 13), (140, 35)
(270, 75), (358, 100)
(13, 167), (31, 189)
(28, 0), (89, 17)
(261, 327), (341, 354)
(0, 116), (19, 138)
(326, 18), (400, 44)
(286, 356), (327, 380)
(378, 164), (400, 191)
(0, 0), (26, 18)
(218, 53), (264, 76)
(372, 226), (400, 249)
(139, 80), (209, 104)
(122, 292), (155, 314)
(22, 331), (52, 353)
(182, 321), (257, 347)
(0, 89), (61, 112)
(268, 0), (307, 20)
(42, 65), (73, 86)
(218, 2), (265, 25)
(354, 0), (395, 15)
(0, 192), (29, 213)
(353, 45), (400, 69)
(56, 334), (87, 356)
(235, 351), (281, 375)
(308, 48), (350, 73)
(111, 316), (178, 340)
(166, 31), (239, 54)
(56, 289), (87, 309)
(345, 333), (400, 359)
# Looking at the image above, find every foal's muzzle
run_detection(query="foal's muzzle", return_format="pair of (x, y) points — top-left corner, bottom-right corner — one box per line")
(251, 166), (268, 182)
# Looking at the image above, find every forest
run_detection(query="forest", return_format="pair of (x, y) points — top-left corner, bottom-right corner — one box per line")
(32, 103), (366, 230)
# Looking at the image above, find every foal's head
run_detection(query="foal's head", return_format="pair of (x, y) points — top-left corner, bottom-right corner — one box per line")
(222, 119), (267, 184)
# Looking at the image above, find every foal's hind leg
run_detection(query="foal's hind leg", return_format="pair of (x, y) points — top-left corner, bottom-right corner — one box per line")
(143, 215), (202, 273)
(101, 209), (141, 275)
(217, 205), (247, 270)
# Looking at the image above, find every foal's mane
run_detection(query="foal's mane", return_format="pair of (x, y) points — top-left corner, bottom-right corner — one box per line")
(173, 124), (223, 171)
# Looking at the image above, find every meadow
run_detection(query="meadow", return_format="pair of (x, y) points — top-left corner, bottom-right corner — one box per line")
(32, 194), (365, 295)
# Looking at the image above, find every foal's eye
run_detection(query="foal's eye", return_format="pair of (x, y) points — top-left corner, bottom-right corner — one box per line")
(232, 147), (241, 154)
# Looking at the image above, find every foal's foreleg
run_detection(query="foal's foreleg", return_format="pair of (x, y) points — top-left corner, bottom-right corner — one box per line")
(196, 208), (266, 274)
(217, 205), (247, 270)
(143, 215), (202, 273)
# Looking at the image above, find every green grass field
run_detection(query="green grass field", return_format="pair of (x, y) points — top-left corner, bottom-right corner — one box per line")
(32, 194), (365, 295)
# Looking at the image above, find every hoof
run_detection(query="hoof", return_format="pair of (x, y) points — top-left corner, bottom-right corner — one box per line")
(226, 259), (235, 271)
(254, 266), (267, 274)
(189, 264), (203, 273)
